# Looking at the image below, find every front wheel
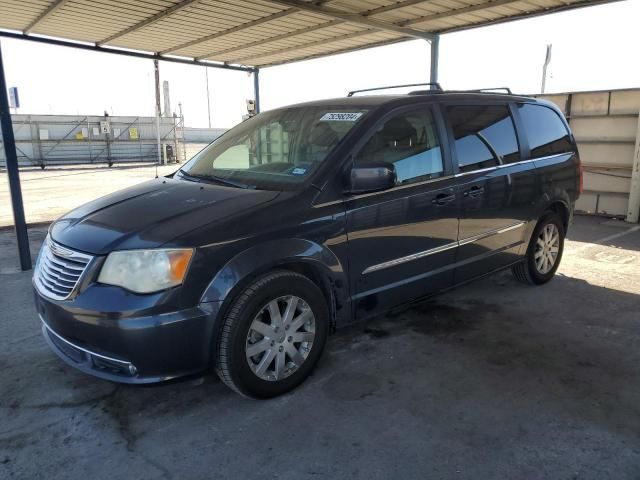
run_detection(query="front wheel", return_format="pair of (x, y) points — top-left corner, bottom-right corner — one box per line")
(215, 270), (329, 398)
(512, 212), (565, 285)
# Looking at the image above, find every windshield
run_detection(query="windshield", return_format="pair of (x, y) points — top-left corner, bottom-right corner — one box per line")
(180, 106), (368, 190)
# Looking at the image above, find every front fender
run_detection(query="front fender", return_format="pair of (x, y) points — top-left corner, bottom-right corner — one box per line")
(200, 238), (350, 324)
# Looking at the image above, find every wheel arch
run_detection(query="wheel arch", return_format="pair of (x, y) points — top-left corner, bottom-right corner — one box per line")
(201, 238), (350, 338)
(545, 200), (570, 232)
(521, 196), (571, 257)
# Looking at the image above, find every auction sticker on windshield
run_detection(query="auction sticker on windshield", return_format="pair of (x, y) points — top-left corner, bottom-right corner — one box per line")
(319, 112), (364, 122)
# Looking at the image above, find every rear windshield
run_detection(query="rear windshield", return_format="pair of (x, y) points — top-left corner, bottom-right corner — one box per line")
(180, 106), (368, 190)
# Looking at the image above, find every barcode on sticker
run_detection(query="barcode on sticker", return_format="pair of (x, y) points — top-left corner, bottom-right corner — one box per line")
(320, 112), (364, 122)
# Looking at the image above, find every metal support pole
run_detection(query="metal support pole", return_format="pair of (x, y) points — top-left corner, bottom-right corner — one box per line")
(154, 59), (162, 166)
(0, 41), (31, 270)
(627, 112), (640, 223)
(254, 69), (260, 113)
(429, 35), (439, 86)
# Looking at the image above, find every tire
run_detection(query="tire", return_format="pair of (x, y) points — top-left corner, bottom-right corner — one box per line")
(215, 270), (329, 399)
(512, 212), (565, 285)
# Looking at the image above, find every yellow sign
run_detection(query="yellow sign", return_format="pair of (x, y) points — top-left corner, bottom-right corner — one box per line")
(75, 132), (84, 140)
(129, 127), (139, 140)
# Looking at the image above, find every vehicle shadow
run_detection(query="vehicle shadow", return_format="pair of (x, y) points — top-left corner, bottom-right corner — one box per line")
(336, 270), (640, 439)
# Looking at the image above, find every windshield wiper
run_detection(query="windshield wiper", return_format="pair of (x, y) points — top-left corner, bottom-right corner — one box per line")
(178, 170), (254, 189)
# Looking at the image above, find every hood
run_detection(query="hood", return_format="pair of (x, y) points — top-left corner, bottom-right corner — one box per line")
(50, 177), (280, 255)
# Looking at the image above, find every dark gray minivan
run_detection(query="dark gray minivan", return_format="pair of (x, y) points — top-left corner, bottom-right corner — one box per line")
(34, 85), (582, 398)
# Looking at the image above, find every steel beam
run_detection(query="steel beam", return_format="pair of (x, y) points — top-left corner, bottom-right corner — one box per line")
(0, 31), (256, 72)
(400, 0), (524, 26)
(257, 37), (409, 68)
(223, 0), (448, 65)
(363, 0), (439, 16)
(24, 0), (70, 34)
(429, 35), (439, 84)
(232, 29), (381, 64)
(197, 0), (435, 61)
(164, 0), (345, 57)
(98, 0), (205, 45)
(263, 0), (436, 40)
(199, 20), (342, 61)
(437, 0), (623, 35)
(161, 9), (300, 55)
(0, 41), (31, 270)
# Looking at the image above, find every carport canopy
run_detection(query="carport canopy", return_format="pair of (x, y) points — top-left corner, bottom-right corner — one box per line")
(0, 0), (618, 69)
(0, 0), (624, 271)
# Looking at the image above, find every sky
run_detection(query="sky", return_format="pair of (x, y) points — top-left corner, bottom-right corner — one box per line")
(1, 0), (638, 128)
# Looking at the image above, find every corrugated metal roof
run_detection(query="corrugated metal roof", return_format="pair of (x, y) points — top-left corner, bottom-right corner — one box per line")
(0, 0), (619, 68)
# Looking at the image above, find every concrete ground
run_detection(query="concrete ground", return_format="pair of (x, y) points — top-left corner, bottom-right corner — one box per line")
(0, 163), (179, 227)
(1, 215), (639, 479)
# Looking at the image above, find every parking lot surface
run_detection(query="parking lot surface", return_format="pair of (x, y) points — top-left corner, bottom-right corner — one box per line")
(1, 215), (639, 479)
(0, 163), (178, 227)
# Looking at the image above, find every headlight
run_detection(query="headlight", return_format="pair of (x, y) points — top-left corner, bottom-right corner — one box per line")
(98, 249), (194, 294)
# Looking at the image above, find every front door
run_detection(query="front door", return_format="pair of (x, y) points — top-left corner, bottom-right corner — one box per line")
(345, 106), (459, 319)
(444, 103), (534, 283)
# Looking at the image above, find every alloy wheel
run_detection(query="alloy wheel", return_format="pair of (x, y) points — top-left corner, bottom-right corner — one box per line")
(245, 295), (316, 381)
(534, 223), (560, 274)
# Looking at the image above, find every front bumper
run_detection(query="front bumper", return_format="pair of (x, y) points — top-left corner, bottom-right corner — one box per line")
(34, 287), (222, 384)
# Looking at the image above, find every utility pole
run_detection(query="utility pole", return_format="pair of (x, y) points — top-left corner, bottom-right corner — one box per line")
(205, 67), (211, 128)
(541, 43), (552, 94)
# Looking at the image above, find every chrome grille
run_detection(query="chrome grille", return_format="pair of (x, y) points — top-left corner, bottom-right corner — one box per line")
(34, 237), (93, 300)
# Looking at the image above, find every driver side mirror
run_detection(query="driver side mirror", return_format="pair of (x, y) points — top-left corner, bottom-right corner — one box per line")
(347, 162), (397, 194)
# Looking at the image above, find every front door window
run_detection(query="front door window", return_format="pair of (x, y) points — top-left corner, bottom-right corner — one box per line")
(354, 109), (444, 184)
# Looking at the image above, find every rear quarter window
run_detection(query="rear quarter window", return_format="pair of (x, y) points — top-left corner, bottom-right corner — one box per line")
(446, 104), (520, 172)
(517, 103), (573, 158)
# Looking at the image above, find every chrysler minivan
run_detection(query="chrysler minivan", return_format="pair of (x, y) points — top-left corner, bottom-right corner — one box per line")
(34, 85), (581, 398)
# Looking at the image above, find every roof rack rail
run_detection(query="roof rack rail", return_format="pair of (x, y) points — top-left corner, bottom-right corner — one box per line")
(459, 87), (513, 94)
(347, 82), (443, 97)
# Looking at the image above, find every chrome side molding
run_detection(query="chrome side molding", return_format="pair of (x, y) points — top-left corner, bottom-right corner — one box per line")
(362, 221), (526, 274)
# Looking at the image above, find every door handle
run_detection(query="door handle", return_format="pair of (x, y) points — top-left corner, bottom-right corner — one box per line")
(464, 186), (485, 198)
(431, 193), (456, 206)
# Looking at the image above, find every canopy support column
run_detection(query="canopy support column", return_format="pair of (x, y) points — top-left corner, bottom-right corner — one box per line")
(0, 41), (31, 270)
(254, 69), (260, 113)
(429, 35), (439, 86)
(627, 112), (640, 223)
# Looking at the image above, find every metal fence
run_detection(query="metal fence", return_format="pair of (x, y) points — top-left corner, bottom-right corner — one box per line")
(0, 114), (226, 168)
(535, 88), (640, 220)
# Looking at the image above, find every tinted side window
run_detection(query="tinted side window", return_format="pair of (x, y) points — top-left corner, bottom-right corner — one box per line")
(355, 109), (443, 185)
(447, 105), (520, 172)
(517, 103), (572, 158)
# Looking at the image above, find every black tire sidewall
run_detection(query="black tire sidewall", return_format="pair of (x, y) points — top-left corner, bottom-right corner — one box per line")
(526, 213), (565, 284)
(222, 272), (329, 398)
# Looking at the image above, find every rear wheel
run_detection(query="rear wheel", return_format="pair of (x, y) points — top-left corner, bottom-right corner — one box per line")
(215, 270), (329, 398)
(512, 212), (565, 285)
